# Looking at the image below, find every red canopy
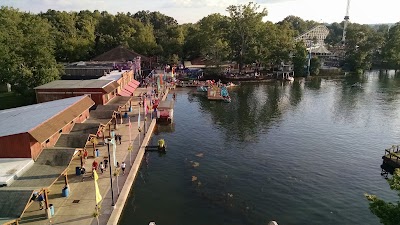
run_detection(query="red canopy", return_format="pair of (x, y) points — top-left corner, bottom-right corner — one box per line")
(118, 89), (131, 96)
(128, 80), (140, 89)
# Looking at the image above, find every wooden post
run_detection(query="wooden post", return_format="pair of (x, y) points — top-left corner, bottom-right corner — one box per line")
(80, 149), (83, 167)
(64, 172), (68, 186)
(43, 189), (50, 218)
(93, 142), (96, 158)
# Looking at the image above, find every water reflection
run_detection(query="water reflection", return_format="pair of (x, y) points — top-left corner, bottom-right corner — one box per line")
(190, 81), (304, 142)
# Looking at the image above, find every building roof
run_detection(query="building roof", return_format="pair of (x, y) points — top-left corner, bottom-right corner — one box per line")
(92, 46), (149, 62)
(98, 70), (128, 81)
(34, 79), (119, 93)
(0, 148), (76, 223)
(0, 96), (94, 141)
(158, 100), (174, 109)
(308, 44), (332, 54)
(3, 148), (75, 189)
(0, 190), (33, 224)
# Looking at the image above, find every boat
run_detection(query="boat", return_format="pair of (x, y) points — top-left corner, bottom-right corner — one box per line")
(196, 85), (208, 92)
(226, 82), (238, 88)
(207, 85), (231, 103)
(156, 100), (174, 123)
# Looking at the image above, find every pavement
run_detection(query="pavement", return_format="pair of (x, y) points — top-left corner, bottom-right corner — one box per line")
(19, 88), (153, 225)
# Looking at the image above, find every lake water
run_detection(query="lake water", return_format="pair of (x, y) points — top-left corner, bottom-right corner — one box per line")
(120, 71), (400, 225)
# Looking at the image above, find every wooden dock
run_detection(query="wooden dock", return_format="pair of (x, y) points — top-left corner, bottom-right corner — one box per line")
(381, 145), (400, 177)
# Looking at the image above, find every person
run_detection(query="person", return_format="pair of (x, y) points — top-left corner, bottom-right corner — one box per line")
(118, 134), (122, 144)
(100, 162), (104, 174)
(81, 166), (86, 182)
(104, 158), (109, 171)
(37, 193), (44, 210)
(83, 149), (88, 161)
(121, 162), (126, 175)
(92, 160), (98, 178)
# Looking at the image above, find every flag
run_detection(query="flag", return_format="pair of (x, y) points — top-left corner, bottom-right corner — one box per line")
(93, 170), (102, 204)
(144, 99), (148, 115)
(138, 106), (141, 129)
(110, 138), (117, 167)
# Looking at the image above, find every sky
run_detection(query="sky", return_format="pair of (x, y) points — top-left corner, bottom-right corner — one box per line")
(0, 0), (398, 25)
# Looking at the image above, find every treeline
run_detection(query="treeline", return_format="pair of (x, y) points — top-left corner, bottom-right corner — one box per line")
(1, 3), (400, 95)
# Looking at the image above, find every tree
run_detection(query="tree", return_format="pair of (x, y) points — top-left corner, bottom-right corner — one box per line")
(365, 168), (400, 225)
(310, 57), (321, 75)
(0, 7), (60, 95)
(292, 42), (307, 77)
(226, 2), (268, 73)
(269, 22), (296, 65)
(344, 23), (383, 72)
(382, 23), (400, 70)
(325, 22), (343, 46)
(197, 14), (230, 67)
(278, 15), (318, 37)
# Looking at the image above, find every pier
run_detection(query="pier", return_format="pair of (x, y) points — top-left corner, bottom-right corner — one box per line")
(9, 87), (170, 225)
(381, 145), (400, 178)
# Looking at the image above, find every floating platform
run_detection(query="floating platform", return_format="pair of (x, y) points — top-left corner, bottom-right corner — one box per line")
(381, 145), (400, 178)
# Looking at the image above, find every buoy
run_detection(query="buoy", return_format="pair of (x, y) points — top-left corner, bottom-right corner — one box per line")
(268, 221), (278, 225)
(158, 139), (165, 148)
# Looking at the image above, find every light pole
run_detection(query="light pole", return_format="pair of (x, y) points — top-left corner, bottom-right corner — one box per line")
(106, 138), (115, 206)
(307, 40), (312, 76)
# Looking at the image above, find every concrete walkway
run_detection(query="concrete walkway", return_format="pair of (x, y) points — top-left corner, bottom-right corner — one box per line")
(20, 88), (154, 225)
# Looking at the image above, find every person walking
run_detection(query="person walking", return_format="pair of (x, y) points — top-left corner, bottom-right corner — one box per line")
(118, 134), (122, 144)
(104, 157), (109, 171)
(121, 162), (126, 175)
(91, 160), (98, 178)
(100, 162), (104, 174)
(37, 193), (44, 210)
(83, 149), (88, 161)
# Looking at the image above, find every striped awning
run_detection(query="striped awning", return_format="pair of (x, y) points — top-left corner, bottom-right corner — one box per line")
(118, 89), (131, 96)
(124, 85), (135, 94)
(128, 80), (140, 89)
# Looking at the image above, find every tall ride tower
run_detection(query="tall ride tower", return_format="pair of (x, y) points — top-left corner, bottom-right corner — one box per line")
(341, 0), (351, 44)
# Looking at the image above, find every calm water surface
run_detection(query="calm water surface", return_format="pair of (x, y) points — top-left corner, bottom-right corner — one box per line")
(120, 71), (400, 225)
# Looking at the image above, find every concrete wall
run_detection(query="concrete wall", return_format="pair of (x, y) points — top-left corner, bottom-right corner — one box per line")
(0, 133), (31, 158)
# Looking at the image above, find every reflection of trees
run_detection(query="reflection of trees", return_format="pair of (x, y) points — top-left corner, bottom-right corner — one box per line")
(192, 82), (303, 142)
(333, 73), (367, 122)
(305, 77), (322, 90)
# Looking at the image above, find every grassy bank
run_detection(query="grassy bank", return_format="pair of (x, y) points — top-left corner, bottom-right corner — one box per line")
(0, 92), (35, 110)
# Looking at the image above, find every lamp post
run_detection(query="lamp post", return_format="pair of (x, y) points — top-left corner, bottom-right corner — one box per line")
(105, 138), (115, 206)
(307, 40), (312, 76)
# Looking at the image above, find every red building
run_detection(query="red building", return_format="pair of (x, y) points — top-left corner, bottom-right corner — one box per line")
(0, 95), (95, 160)
(34, 80), (119, 105)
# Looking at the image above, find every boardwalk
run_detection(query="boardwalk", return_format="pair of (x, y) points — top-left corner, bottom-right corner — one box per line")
(19, 88), (155, 225)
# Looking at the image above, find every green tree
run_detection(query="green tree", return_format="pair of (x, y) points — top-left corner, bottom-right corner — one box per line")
(0, 7), (60, 95)
(344, 23), (383, 72)
(292, 42), (307, 77)
(269, 22), (296, 65)
(365, 168), (400, 225)
(278, 15), (318, 37)
(197, 14), (230, 67)
(382, 23), (400, 70)
(226, 2), (268, 73)
(310, 57), (321, 75)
